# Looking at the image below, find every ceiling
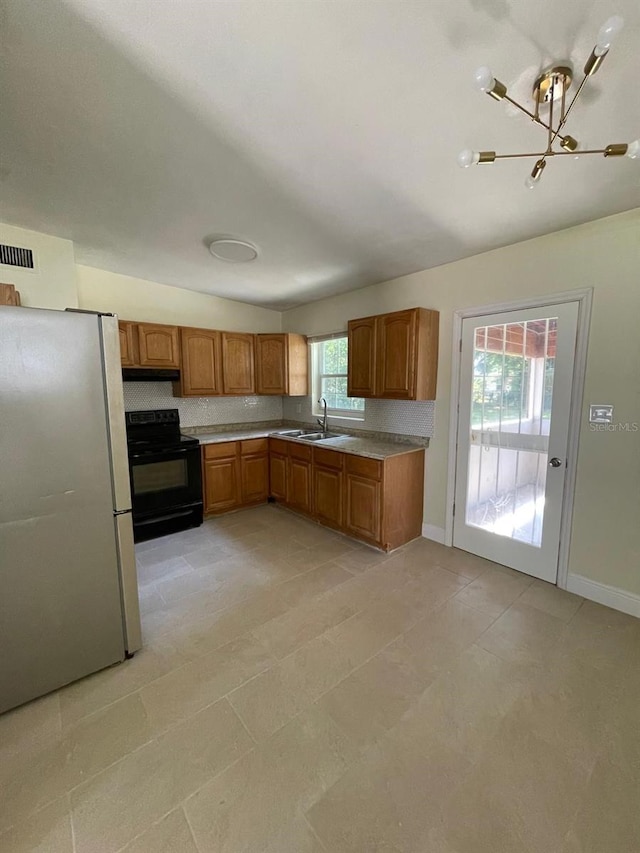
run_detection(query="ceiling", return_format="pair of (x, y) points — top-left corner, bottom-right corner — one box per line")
(1, 0), (639, 309)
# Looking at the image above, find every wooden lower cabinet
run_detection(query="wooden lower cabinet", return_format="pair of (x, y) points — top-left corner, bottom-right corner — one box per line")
(204, 456), (240, 514)
(269, 452), (288, 502)
(287, 444), (312, 514)
(313, 447), (344, 529)
(345, 474), (381, 542)
(201, 435), (424, 551)
(268, 440), (425, 551)
(203, 438), (268, 515)
(240, 453), (269, 505)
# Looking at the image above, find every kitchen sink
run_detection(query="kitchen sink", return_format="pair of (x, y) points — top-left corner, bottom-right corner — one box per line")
(298, 432), (345, 442)
(275, 429), (346, 442)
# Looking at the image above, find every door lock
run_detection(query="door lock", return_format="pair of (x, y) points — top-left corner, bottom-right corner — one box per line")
(549, 457), (563, 468)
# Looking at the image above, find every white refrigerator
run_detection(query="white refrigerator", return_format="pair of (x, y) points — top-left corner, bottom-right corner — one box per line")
(0, 306), (142, 714)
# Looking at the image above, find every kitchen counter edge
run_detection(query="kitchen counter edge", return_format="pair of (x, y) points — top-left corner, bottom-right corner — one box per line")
(187, 428), (425, 461)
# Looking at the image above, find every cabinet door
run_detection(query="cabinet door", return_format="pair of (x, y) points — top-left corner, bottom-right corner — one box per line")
(256, 334), (287, 395)
(345, 474), (382, 542)
(376, 309), (417, 399)
(204, 457), (240, 513)
(118, 322), (137, 366)
(288, 458), (312, 513)
(241, 454), (269, 504)
(222, 332), (255, 395)
(137, 323), (180, 368)
(348, 316), (377, 397)
(270, 453), (288, 501)
(314, 465), (343, 528)
(180, 328), (222, 396)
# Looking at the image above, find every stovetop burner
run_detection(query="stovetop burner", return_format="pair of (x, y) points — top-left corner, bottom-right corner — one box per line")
(125, 408), (198, 451)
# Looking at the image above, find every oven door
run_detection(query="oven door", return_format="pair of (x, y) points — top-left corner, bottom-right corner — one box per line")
(128, 445), (202, 519)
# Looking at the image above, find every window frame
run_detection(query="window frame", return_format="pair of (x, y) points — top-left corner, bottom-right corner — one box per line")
(310, 336), (365, 421)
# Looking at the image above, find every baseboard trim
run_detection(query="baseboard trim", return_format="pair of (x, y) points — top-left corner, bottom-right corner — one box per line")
(566, 573), (640, 619)
(421, 524), (446, 545)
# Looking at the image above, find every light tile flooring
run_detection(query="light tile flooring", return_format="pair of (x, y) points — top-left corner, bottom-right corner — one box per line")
(1, 505), (639, 852)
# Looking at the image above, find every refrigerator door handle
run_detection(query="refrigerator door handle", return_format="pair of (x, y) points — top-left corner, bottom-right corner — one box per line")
(114, 511), (142, 654)
(100, 315), (133, 514)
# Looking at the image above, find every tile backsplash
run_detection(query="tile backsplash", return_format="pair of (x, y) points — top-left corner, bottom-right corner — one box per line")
(123, 382), (283, 427)
(123, 382), (435, 437)
(282, 395), (435, 438)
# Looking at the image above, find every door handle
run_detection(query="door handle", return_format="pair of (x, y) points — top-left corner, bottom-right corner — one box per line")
(549, 457), (563, 468)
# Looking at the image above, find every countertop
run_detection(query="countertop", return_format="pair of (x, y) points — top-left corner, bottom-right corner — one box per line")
(185, 428), (425, 461)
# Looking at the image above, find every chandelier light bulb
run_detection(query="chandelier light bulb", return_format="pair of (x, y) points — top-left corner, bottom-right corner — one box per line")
(524, 174), (540, 190)
(473, 66), (495, 93)
(625, 139), (640, 159)
(595, 15), (624, 56)
(457, 149), (480, 168)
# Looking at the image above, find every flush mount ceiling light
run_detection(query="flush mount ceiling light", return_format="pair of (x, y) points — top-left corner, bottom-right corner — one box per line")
(458, 15), (640, 189)
(208, 238), (258, 262)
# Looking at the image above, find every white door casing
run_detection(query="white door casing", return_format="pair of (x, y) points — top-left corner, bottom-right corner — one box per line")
(449, 295), (589, 584)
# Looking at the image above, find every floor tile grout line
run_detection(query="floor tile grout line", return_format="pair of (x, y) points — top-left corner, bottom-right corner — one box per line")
(225, 696), (258, 746)
(68, 792), (77, 853)
(301, 809), (328, 851)
(181, 803), (204, 853)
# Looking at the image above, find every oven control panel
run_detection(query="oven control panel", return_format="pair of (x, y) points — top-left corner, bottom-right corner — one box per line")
(126, 409), (179, 426)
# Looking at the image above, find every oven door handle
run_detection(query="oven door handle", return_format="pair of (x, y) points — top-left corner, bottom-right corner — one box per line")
(128, 446), (194, 460)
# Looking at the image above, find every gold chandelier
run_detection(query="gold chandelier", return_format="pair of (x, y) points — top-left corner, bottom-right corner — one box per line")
(458, 16), (639, 188)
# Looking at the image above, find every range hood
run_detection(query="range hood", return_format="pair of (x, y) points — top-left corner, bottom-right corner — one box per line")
(122, 367), (180, 382)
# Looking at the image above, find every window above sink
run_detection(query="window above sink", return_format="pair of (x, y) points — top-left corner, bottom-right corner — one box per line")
(311, 336), (364, 421)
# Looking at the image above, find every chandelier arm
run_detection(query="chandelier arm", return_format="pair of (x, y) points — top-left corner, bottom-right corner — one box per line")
(492, 149), (607, 160)
(548, 72), (590, 149)
(560, 73), (567, 124)
(502, 94), (571, 145)
(546, 78), (555, 153)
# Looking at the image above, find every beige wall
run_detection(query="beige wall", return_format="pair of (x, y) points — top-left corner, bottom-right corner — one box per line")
(76, 265), (281, 332)
(283, 209), (640, 597)
(0, 221), (281, 331)
(0, 223), (77, 309)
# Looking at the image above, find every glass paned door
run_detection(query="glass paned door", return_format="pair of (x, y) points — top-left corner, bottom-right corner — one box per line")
(454, 303), (579, 582)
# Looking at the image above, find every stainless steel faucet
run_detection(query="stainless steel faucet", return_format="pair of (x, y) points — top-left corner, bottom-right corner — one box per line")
(317, 397), (328, 434)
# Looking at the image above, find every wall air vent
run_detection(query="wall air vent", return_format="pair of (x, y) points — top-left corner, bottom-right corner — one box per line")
(0, 244), (35, 269)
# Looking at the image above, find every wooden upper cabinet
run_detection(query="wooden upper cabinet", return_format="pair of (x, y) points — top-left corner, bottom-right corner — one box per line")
(222, 332), (255, 395)
(137, 323), (180, 368)
(347, 308), (439, 401)
(177, 328), (222, 396)
(376, 309), (417, 400)
(118, 321), (137, 366)
(255, 334), (308, 396)
(347, 316), (377, 398)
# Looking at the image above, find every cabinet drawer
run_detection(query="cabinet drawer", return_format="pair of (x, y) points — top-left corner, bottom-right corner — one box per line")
(269, 437), (289, 456)
(240, 438), (268, 456)
(314, 447), (344, 470)
(288, 442), (312, 462)
(346, 454), (383, 480)
(203, 441), (238, 460)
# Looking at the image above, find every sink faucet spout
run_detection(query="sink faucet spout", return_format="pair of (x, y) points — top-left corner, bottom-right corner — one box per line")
(317, 397), (328, 434)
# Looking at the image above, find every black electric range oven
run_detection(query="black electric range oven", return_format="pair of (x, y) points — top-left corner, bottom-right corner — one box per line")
(125, 409), (203, 542)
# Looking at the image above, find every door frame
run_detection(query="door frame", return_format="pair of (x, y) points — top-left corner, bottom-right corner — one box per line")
(444, 288), (593, 590)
